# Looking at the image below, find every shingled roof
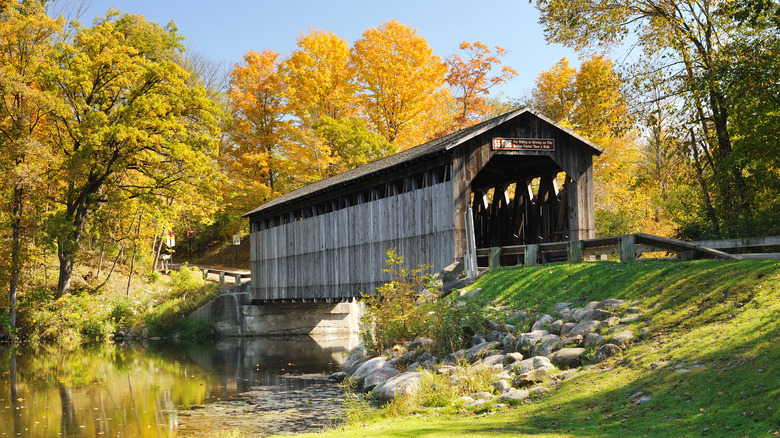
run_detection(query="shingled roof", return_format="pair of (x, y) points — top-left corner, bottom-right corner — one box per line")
(244, 108), (601, 218)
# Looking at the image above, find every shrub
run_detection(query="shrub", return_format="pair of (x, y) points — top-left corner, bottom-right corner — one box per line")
(147, 270), (161, 283)
(167, 264), (204, 295)
(110, 300), (135, 326)
(360, 249), (491, 356)
(360, 249), (439, 354)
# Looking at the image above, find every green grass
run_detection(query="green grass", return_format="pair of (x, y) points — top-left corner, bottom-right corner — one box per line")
(298, 259), (780, 437)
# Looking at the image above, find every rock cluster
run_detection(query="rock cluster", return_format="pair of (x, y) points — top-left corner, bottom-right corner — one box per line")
(330, 297), (650, 403)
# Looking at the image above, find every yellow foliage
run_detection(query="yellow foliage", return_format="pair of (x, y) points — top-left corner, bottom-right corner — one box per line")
(351, 20), (454, 150)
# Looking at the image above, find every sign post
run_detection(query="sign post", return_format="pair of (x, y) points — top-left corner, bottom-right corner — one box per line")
(165, 232), (175, 270)
(232, 235), (241, 267)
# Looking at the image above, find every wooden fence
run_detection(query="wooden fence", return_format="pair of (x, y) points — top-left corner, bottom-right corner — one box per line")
(476, 233), (780, 270)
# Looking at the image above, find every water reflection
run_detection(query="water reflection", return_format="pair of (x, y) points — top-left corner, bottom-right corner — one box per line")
(0, 335), (357, 437)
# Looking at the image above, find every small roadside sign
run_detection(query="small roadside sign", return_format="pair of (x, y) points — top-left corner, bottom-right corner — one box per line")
(232, 235), (241, 245)
(166, 231), (175, 247)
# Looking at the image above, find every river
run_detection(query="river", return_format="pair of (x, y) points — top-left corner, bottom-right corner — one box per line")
(0, 335), (358, 437)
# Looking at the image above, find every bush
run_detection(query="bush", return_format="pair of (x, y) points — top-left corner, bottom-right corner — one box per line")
(110, 300), (135, 326)
(360, 249), (489, 356)
(360, 249), (439, 354)
(81, 319), (114, 342)
(168, 264), (204, 295)
(147, 270), (161, 283)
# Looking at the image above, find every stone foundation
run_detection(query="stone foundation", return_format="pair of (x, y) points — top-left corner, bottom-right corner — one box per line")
(189, 291), (363, 337)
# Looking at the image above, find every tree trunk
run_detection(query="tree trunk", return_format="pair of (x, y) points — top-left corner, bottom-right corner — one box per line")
(55, 201), (90, 298)
(690, 129), (719, 235)
(9, 186), (22, 331)
(126, 243), (137, 297)
(94, 243), (125, 293)
(56, 249), (75, 298)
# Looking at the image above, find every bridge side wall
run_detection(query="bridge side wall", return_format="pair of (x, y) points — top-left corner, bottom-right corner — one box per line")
(250, 181), (456, 302)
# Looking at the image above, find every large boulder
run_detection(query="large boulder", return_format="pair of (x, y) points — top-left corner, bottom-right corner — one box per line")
(343, 344), (369, 375)
(553, 302), (571, 314)
(536, 335), (561, 357)
(363, 367), (400, 391)
(531, 314), (554, 331)
(560, 322), (577, 337)
(482, 354), (507, 368)
(502, 333), (517, 353)
(408, 337), (434, 351)
(465, 341), (502, 362)
(593, 344), (622, 363)
(515, 330), (549, 354)
(512, 355), (553, 374)
(568, 320), (601, 337)
(597, 298), (627, 310)
(610, 330), (635, 348)
(351, 357), (389, 384)
(499, 388), (530, 403)
(371, 371), (424, 401)
(552, 348), (586, 369)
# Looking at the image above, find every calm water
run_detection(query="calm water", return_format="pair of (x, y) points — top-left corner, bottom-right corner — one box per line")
(0, 335), (358, 437)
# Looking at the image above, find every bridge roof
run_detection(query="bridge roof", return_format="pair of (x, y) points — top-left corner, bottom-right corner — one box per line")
(244, 108), (601, 218)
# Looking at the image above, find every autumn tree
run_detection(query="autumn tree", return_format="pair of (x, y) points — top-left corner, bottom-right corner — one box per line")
(280, 29), (358, 180)
(46, 11), (221, 298)
(351, 20), (454, 150)
(445, 41), (517, 129)
(224, 49), (293, 218)
(531, 58), (577, 126)
(0, 1), (62, 332)
(531, 55), (641, 236)
(535, 0), (780, 237)
(313, 116), (395, 174)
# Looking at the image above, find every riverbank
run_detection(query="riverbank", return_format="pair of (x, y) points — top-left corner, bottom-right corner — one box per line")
(299, 259), (780, 437)
(4, 257), (220, 348)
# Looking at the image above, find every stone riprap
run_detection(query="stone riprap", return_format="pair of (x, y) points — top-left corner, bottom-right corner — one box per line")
(332, 297), (651, 405)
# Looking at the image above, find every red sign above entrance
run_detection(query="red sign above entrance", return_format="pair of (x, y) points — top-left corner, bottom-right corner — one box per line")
(492, 137), (555, 151)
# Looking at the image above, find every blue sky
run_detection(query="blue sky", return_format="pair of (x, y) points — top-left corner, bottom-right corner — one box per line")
(80, 0), (584, 99)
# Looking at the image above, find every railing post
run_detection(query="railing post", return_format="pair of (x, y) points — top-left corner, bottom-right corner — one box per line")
(619, 234), (636, 263)
(219, 272), (226, 284)
(464, 210), (478, 279)
(525, 244), (538, 267)
(489, 247), (502, 270)
(568, 240), (583, 264)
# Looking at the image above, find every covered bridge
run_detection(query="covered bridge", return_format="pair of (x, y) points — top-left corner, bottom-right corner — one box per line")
(244, 109), (602, 303)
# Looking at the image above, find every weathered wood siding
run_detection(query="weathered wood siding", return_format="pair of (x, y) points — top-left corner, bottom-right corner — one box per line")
(251, 182), (456, 302)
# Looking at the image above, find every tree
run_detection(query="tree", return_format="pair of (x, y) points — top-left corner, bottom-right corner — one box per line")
(46, 11), (221, 298)
(313, 116), (396, 174)
(535, 0), (779, 237)
(224, 49), (293, 216)
(0, 0), (62, 332)
(531, 55), (641, 236)
(351, 20), (454, 150)
(445, 41), (517, 129)
(530, 58), (576, 125)
(280, 29), (356, 180)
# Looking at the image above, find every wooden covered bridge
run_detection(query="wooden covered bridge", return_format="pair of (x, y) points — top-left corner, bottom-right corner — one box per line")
(244, 109), (602, 303)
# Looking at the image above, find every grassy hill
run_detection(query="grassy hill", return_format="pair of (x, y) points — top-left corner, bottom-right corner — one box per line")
(302, 258), (780, 437)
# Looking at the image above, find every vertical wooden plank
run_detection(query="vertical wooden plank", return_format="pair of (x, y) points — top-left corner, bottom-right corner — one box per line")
(525, 244), (538, 267)
(619, 234), (636, 263)
(489, 246), (502, 270)
(568, 240), (583, 264)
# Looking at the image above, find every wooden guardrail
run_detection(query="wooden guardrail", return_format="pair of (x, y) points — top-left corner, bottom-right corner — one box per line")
(170, 264), (251, 285)
(476, 233), (780, 270)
